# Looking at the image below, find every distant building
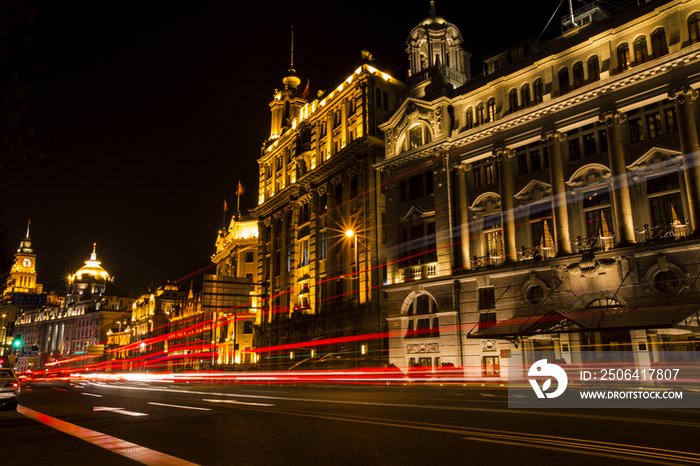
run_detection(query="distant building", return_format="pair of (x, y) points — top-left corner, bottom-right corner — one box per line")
(210, 215), (259, 368)
(13, 244), (134, 371)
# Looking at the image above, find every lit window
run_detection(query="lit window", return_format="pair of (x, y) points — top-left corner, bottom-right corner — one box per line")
(634, 36), (648, 65)
(618, 43), (631, 72)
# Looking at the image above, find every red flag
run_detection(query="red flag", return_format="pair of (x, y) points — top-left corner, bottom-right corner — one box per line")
(301, 80), (309, 100)
(236, 182), (245, 195)
(223, 200), (228, 211)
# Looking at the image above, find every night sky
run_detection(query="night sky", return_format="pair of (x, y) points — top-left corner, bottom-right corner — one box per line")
(1, 0), (571, 295)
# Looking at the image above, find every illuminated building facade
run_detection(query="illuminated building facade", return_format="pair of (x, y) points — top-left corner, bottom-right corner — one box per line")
(210, 215), (259, 367)
(13, 244), (133, 371)
(250, 60), (404, 368)
(129, 282), (187, 370)
(1, 223), (44, 357)
(378, 0), (700, 378)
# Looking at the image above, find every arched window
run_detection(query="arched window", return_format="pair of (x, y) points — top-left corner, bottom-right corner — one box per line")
(689, 12), (700, 45)
(476, 102), (485, 126)
(573, 62), (584, 89)
(465, 106), (474, 130)
(588, 56), (600, 83)
(651, 28), (668, 58)
(400, 124), (433, 152)
(521, 83), (531, 108)
(405, 294), (439, 339)
(533, 78), (544, 104)
(558, 67), (570, 94)
(487, 98), (496, 122)
(509, 89), (518, 112)
(618, 43), (631, 72)
(634, 36), (648, 65)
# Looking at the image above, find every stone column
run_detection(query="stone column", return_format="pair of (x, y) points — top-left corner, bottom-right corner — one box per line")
(599, 110), (636, 246)
(542, 130), (572, 255)
(494, 147), (517, 264)
(452, 162), (471, 269)
(432, 149), (454, 275)
(341, 98), (348, 147)
(669, 87), (700, 235)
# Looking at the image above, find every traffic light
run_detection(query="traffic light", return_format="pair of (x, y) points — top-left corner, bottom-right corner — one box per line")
(12, 339), (21, 348)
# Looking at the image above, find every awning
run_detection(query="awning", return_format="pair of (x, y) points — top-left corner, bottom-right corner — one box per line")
(468, 304), (699, 339)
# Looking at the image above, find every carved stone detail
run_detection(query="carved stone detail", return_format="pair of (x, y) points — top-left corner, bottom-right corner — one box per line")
(541, 130), (567, 145)
(668, 86), (699, 104)
(599, 110), (627, 127)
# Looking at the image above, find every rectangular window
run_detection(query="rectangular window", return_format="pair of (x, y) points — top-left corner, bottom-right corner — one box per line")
(478, 288), (495, 310)
(482, 356), (500, 376)
(478, 312), (496, 329)
(518, 153), (528, 176)
(425, 170), (434, 194)
(245, 252), (254, 263)
(286, 245), (292, 272)
(485, 164), (494, 185)
(399, 180), (407, 203)
(530, 150), (542, 172)
(473, 167), (482, 188)
(583, 133), (596, 157)
(666, 108), (678, 133)
(243, 321), (253, 334)
(629, 118), (644, 144)
(599, 129), (608, 152)
(300, 239), (309, 266)
(569, 137), (581, 161)
(650, 193), (684, 227)
(409, 174), (424, 199)
(319, 230), (328, 259)
(647, 113), (662, 139)
(383, 91), (389, 111)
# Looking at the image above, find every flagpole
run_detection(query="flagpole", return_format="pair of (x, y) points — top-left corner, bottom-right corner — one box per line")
(223, 199), (227, 230)
(237, 180), (241, 221)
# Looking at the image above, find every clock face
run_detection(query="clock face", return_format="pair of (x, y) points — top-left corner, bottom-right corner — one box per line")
(21, 258), (33, 268)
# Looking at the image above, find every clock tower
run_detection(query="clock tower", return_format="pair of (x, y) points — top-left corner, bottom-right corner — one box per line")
(8, 220), (40, 294)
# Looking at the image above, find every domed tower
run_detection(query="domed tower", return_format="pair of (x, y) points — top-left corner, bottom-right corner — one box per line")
(68, 243), (111, 296)
(406, 1), (471, 97)
(268, 28), (308, 140)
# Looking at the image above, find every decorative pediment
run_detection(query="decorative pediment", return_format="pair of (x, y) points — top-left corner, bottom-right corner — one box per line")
(401, 205), (432, 223)
(469, 191), (501, 216)
(565, 163), (611, 189)
(627, 147), (682, 172)
(514, 179), (552, 203)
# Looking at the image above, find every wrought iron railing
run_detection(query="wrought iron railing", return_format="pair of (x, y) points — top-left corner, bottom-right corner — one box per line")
(636, 222), (688, 243)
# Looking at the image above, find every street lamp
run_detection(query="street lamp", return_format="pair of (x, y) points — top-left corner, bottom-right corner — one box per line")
(345, 229), (360, 368)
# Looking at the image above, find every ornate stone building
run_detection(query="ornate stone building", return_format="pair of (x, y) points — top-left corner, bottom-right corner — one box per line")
(13, 244), (133, 371)
(378, 0), (700, 378)
(250, 60), (404, 369)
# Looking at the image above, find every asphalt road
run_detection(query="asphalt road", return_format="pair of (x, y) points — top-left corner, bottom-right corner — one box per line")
(3, 379), (700, 465)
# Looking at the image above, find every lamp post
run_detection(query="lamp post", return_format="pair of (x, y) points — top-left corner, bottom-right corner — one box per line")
(345, 229), (360, 367)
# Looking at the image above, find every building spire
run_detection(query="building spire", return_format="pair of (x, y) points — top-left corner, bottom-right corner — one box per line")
(429, 0), (436, 16)
(26, 219), (31, 238)
(91, 242), (97, 261)
(290, 25), (294, 72)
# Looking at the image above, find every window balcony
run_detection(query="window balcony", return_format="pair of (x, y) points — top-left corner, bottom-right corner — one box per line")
(471, 254), (504, 270)
(572, 233), (616, 253)
(636, 222), (688, 243)
(398, 263), (438, 283)
(518, 245), (556, 261)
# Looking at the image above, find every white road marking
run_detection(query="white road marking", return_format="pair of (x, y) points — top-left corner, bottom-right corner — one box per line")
(93, 406), (149, 417)
(203, 398), (275, 407)
(81, 392), (103, 397)
(19, 405), (199, 465)
(148, 402), (211, 411)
